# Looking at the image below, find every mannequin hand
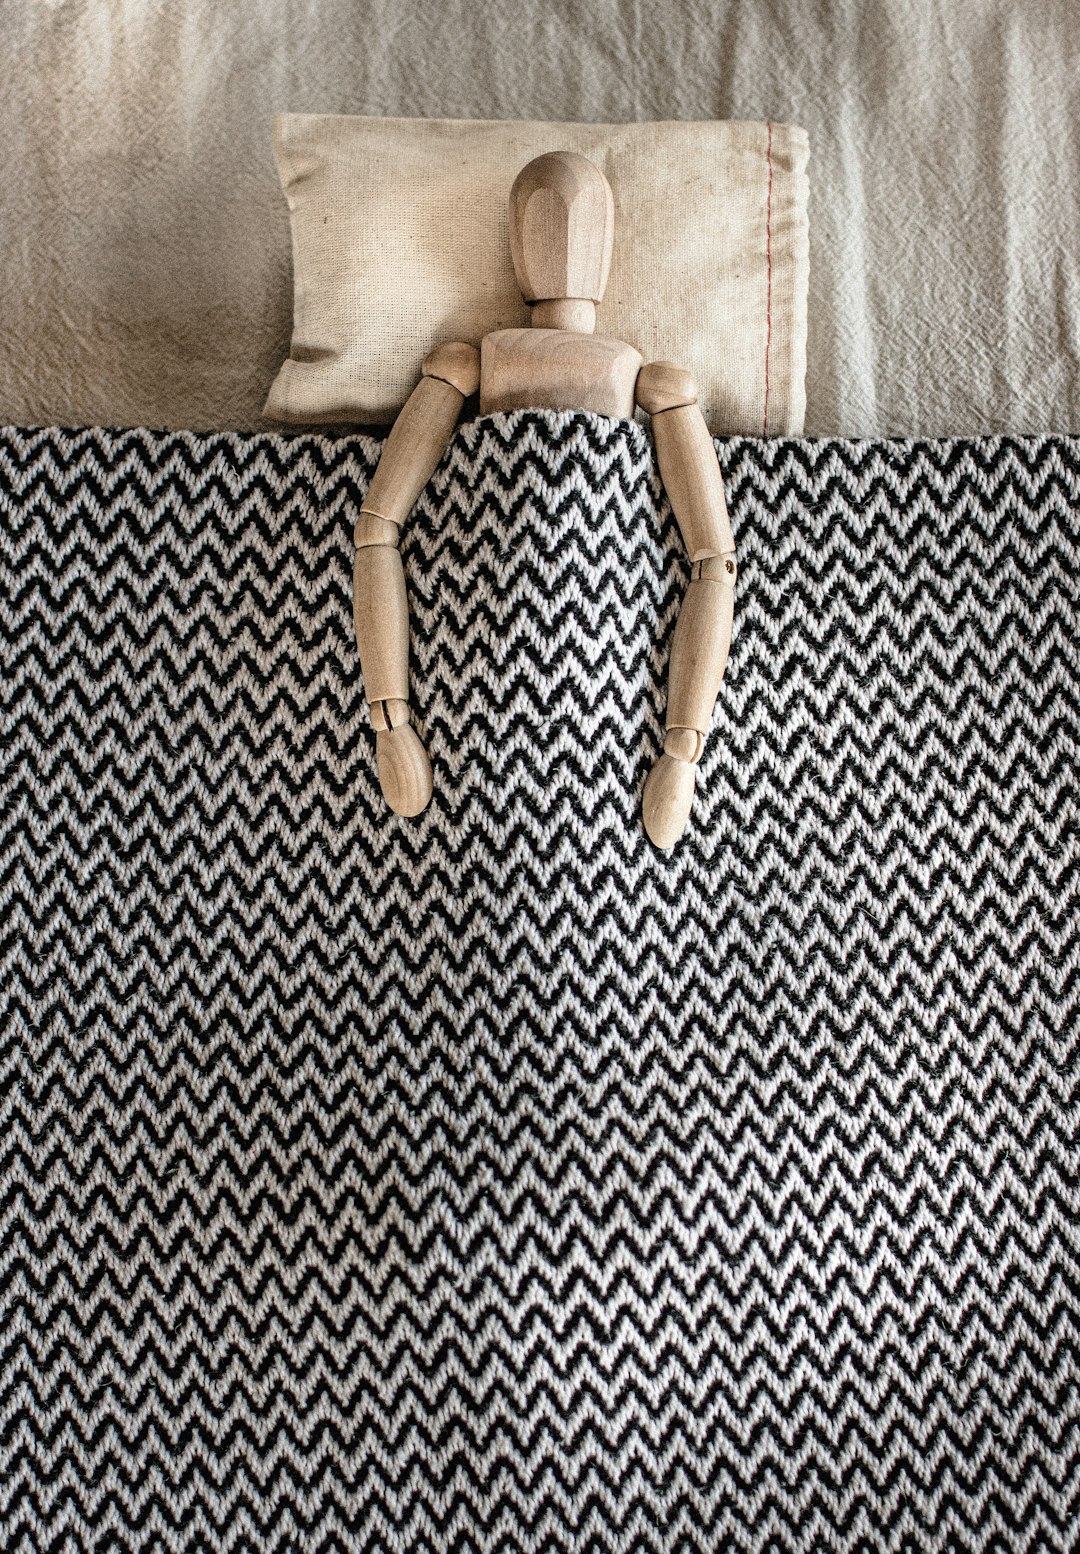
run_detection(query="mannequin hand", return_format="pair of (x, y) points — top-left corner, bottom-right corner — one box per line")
(642, 751), (697, 849)
(374, 718), (433, 817)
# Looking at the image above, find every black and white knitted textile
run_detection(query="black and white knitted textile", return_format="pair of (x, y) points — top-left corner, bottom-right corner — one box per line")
(1, 412), (1078, 1553)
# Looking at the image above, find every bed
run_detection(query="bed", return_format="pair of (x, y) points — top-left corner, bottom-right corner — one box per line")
(3, 0), (1079, 438)
(1, 5), (1078, 1552)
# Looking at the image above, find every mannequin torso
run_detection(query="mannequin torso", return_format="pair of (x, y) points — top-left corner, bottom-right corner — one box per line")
(480, 328), (643, 420)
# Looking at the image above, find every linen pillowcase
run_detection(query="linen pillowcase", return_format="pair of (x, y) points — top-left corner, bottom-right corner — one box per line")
(264, 114), (809, 437)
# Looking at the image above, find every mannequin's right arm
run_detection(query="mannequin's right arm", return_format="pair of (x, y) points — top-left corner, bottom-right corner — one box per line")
(353, 341), (480, 816)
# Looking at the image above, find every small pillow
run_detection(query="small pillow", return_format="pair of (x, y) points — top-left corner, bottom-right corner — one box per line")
(264, 115), (809, 437)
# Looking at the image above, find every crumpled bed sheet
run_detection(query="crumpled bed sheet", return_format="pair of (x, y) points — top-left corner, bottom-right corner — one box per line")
(2, 0), (1078, 438)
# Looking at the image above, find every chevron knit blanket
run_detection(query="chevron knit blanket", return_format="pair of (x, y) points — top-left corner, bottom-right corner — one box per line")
(1, 414), (1078, 1553)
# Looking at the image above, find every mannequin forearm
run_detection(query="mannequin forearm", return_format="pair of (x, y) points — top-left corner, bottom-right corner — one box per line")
(664, 556), (736, 737)
(352, 513), (410, 707)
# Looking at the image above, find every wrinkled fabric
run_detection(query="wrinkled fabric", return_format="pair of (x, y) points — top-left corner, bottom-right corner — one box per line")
(1, 0), (1078, 436)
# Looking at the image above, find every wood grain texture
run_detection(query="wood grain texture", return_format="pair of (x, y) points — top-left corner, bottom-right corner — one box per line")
(369, 698), (410, 732)
(641, 755), (697, 850)
(663, 726), (705, 763)
(352, 544), (410, 707)
(664, 575), (736, 736)
(635, 360), (698, 414)
(361, 371), (465, 526)
(649, 401), (736, 561)
(508, 151), (614, 304)
(374, 724), (433, 817)
(480, 328), (642, 419)
(530, 299), (596, 332)
(421, 341), (481, 396)
(354, 511), (399, 548)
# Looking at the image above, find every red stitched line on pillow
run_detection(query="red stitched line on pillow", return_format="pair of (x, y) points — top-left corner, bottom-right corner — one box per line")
(763, 121), (774, 438)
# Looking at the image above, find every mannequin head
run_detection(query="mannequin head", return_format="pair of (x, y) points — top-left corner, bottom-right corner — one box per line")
(508, 152), (614, 332)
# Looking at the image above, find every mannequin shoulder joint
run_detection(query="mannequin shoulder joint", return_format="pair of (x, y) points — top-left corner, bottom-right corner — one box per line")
(635, 361), (698, 415)
(422, 341), (481, 396)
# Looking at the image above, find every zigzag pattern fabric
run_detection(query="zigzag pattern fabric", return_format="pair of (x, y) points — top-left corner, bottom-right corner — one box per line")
(1, 412), (1078, 1552)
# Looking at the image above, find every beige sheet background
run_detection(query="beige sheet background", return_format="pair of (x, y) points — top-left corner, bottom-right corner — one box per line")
(2, 0), (1078, 437)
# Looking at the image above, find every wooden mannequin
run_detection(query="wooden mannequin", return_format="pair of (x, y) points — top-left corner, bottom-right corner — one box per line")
(353, 151), (736, 848)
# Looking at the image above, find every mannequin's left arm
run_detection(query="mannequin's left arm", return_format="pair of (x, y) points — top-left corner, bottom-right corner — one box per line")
(636, 362), (736, 847)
